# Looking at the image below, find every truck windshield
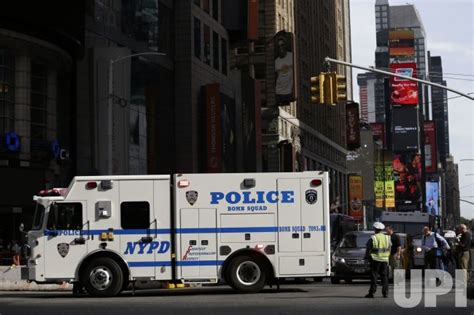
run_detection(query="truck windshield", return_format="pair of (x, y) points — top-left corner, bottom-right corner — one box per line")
(32, 204), (46, 230)
(339, 234), (371, 248)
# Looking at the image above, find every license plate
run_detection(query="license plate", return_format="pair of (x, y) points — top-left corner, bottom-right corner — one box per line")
(354, 268), (365, 273)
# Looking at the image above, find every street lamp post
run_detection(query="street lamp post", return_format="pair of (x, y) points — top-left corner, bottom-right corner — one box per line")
(107, 52), (166, 174)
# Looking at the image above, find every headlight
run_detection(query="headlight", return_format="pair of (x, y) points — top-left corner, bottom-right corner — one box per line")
(332, 256), (345, 264)
(416, 247), (422, 253)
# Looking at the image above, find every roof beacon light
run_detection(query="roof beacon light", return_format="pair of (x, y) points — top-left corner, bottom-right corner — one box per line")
(86, 182), (98, 190)
(310, 179), (322, 187)
(178, 180), (190, 188)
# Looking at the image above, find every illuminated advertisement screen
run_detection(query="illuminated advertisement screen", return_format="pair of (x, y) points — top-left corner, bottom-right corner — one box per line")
(348, 175), (363, 221)
(389, 30), (415, 59)
(424, 121), (437, 173)
(392, 106), (419, 152)
(390, 63), (418, 105)
(393, 153), (422, 211)
(425, 181), (439, 216)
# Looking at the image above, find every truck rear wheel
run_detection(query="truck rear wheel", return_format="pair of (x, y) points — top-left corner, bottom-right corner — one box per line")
(82, 257), (124, 297)
(228, 255), (266, 293)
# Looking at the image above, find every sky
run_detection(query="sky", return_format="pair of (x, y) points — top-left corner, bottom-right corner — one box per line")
(350, 0), (474, 219)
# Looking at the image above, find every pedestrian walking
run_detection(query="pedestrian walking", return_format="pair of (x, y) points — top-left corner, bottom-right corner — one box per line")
(402, 234), (414, 279)
(10, 240), (21, 268)
(421, 226), (450, 270)
(456, 224), (472, 284)
(385, 225), (401, 282)
(365, 222), (391, 298)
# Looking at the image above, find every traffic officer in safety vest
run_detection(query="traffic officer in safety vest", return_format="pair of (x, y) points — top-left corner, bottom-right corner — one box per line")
(364, 222), (391, 298)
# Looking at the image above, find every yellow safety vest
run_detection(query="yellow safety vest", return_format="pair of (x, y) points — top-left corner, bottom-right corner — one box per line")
(370, 233), (391, 262)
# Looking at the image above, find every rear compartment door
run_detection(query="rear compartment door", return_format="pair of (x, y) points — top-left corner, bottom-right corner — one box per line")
(180, 208), (218, 278)
(277, 178), (302, 252)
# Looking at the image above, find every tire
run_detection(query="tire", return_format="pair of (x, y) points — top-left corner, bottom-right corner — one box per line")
(82, 257), (124, 297)
(228, 255), (266, 293)
(331, 277), (340, 284)
(313, 277), (323, 282)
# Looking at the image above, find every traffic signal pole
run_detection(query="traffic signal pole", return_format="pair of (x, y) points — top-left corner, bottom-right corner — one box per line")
(324, 57), (474, 101)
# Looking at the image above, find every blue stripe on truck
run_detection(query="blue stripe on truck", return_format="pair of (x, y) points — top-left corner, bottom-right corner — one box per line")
(128, 260), (225, 267)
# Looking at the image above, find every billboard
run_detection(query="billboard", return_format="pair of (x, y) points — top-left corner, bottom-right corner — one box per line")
(371, 122), (385, 148)
(348, 175), (364, 221)
(426, 181), (440, 216)
(390, 63), (418, 105)
(247, 0), (259, 40)
(389, 30), (415, 61)
(204, 83), (222, 172)
(424, 121), (437, 173)
(274, 31), (295, 105)
(346, 102), (361, 151)
(393, 153), (422, 211)
(375, 152), (395, 209)
(221, 93), (236, 172)
(392, 106), (418, 152)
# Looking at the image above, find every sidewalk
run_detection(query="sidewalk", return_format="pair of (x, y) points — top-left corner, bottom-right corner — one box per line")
(0, 265), (72, 291)
(0, 265), (191, 291)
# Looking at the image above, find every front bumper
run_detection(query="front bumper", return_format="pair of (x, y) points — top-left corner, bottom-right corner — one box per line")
(332, 261), (371, 278)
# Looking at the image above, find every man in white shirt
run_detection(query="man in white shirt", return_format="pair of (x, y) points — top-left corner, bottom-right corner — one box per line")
(421, 226), (450, 270)
(275, 37), (294, 105)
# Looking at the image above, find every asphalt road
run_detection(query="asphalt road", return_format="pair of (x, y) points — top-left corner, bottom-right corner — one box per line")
(0, 280), (472, 315)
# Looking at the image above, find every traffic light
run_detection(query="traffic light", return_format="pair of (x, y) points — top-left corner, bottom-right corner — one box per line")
(330, 72), (347, 105)
(324, 72), (334, 105)
(310, 74), (325, 104)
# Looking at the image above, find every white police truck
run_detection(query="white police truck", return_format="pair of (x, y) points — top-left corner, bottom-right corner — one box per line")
(22, 172), (330, 296)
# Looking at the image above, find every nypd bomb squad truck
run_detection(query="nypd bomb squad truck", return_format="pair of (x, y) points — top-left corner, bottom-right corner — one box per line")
(22, 172), (330, 297)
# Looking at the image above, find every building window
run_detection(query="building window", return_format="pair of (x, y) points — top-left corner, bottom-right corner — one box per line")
(0, 51), (14, 135)
(121, 201), (150, 229)
(212, 0), (219, 20)
(213, 31), (220, 71)
(158, 4), (173, 56)
(203, 0), (210, 13)
(30, 64), (47, 140)
(47, 203), (83, 230)
(194, 17), (201, 59)
(121, 0), (159, 51)
(203, 24), (211, 65)
(221, 38), (228, 75)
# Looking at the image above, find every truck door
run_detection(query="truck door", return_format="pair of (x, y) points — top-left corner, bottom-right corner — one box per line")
(277, 178), (302, 252)
(180, 208), (217, 278)
(277, 178), (325, 252)
(44, 202), (88, 279)
(119, 180), (156, 278)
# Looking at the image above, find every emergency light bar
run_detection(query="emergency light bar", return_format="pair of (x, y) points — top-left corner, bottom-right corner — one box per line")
(37, 188), (65, 197)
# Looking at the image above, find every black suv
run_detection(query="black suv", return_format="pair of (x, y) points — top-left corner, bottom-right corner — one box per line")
(331, 230), (405, 284)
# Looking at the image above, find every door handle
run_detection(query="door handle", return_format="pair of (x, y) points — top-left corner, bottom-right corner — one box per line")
(303, 233), (311, 239)
(189, 240), (197, 246)
(292, 233), (299, 239)
(74, 237), (86, 245)
(201, 240), (208, 246)
(141, 236), (153, 243)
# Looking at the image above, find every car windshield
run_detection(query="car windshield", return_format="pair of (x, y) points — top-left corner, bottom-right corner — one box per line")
(339, 233), (372, 248)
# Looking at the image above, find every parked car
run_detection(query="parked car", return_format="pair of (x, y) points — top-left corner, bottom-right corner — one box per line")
(330, 230), (406, 284)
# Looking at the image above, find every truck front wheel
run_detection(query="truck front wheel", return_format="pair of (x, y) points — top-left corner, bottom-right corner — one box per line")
(82, 257), (124, 297)
(228, 255), (266, 293)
